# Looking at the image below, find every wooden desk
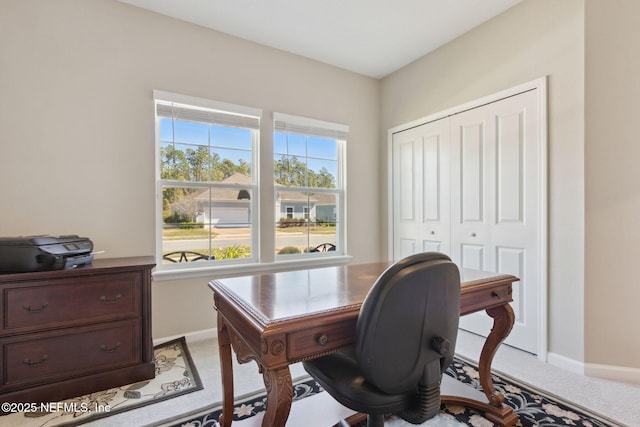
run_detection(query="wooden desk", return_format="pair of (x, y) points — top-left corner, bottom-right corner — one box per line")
(209, 261), (519, 427)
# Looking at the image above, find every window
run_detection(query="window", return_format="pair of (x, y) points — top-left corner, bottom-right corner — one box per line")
(154, 92), (349, 275)
(154, 91), (260, 268)
(274, 113), (347, 256)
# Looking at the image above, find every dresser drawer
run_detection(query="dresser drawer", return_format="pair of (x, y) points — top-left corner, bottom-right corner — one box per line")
(1, 272), (141, 334)
(0, 320), (141, 392)
(287, 318), (357, 360)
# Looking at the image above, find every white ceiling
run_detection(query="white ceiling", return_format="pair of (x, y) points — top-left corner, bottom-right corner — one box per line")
(118, 0), (523, 79)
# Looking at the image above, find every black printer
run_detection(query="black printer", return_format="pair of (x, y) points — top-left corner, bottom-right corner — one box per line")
(0, 235), (94, 274)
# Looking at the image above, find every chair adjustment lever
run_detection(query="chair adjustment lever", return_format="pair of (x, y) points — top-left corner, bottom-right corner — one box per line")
(431, 336), (450, 356)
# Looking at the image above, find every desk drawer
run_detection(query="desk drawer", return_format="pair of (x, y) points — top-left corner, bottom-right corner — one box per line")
(287, 318), (356, 360)
(460, 282), (513, 316)
(2, 272), (141, 334)
(0, 320), (140, 392)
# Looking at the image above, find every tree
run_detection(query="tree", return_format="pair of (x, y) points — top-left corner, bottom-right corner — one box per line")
(161, 145), (190, 218)
(274, 155), (336, 188)
(160, 145), (188, 180)
(167, 190), (200, 223)
(186, 146), (210, 181)
(317, 167), (336, 188)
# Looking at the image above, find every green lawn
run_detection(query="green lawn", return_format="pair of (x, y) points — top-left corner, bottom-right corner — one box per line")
(277, 225), (336, 234)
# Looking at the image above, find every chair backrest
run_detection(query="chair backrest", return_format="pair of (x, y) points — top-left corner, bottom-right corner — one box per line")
(356, 252), (460, 394)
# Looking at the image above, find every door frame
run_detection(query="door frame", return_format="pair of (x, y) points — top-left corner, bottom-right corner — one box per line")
(386, 77), (548, 360)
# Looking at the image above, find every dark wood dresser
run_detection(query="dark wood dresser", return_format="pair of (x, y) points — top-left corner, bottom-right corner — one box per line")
(0, 257), (155, 404)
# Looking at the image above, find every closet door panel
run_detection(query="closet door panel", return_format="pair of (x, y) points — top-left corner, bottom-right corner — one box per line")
(399, 239), (417, 259)
(392, 119), (450, 260)
(496, 111), (524, 223)
(496, 247), (525, 322)
(450, 108), (493, 271)
(460, 122), (485, 223)
(455, 90), (540, 354)
(422, 241), (442, 253)
(423, 135), (442, 221)
(398, 139), (416, 222)
(489, 91), (541, 353)
(460, 244), (485, 270)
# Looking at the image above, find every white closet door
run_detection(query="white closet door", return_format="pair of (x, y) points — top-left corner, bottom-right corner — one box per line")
(392, 119), (450, 259)
(451, 90), (540, 354)
(449, 104), (494, 271)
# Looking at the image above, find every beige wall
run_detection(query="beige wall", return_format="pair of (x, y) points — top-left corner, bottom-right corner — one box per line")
(3, 0), (638, 374)
(585, 0), (640, 370)
(0, 0), (381, 338)
(381, 0), (587, 364)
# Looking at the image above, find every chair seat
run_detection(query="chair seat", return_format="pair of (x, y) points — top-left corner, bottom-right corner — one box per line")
(303, 348), (416, 415)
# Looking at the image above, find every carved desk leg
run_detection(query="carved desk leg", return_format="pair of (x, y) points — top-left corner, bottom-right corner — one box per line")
(217, 313), (235, 427)
(477, 303), (519, 426)
(261, 366), (293, 427)
(479, 304), (514, 406)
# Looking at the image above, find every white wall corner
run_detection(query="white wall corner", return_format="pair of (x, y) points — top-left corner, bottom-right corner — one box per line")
(546, 352), (585, 376)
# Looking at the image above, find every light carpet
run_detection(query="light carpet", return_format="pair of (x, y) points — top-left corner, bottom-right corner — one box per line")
(161, 357), (622, 427)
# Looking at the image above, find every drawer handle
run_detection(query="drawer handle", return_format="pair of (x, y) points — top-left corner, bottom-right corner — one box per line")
(317, 335), (329, 346)
(491, 291), (502, 299)
(100, 294), (122, 304)
(23, 303), (48, 313)
(99, 342), (122, 353)
(23, 355), (48, 367)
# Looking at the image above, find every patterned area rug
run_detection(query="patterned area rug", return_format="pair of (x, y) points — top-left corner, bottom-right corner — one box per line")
(2, 337), (202, 427)
(168, 357), (620, 427)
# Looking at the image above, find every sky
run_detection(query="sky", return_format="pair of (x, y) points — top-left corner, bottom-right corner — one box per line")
(160, 118), (339, 178)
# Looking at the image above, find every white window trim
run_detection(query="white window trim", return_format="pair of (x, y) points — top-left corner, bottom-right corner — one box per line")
(153, 255), (352, 281)
(273, 112), (349, 138)
(154, 90), (262, 119)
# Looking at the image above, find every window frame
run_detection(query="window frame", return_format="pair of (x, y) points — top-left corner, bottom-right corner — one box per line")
(273, 112), (348, 259)
(154, 91), (261, 274)
(152, 92), (351, 281)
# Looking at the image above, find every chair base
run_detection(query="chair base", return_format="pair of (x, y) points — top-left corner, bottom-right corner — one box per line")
(333, 413), (378, 427)
(337, 397), (519, 427)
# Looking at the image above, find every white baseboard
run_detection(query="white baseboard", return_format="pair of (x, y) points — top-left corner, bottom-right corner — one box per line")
(548, 351), (640, 384)
(547, 351), (584, 375)
(153, 328), (217, 346)
(585, 362), (640, 384)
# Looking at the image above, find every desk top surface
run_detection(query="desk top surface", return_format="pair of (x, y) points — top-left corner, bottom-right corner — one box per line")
(210, 261), (518, 323)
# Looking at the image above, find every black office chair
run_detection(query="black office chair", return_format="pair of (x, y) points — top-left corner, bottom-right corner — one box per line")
(303, 252), (460, 427)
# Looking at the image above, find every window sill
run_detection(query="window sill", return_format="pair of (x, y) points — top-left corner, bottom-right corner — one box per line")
(152, 255), (353, 282)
